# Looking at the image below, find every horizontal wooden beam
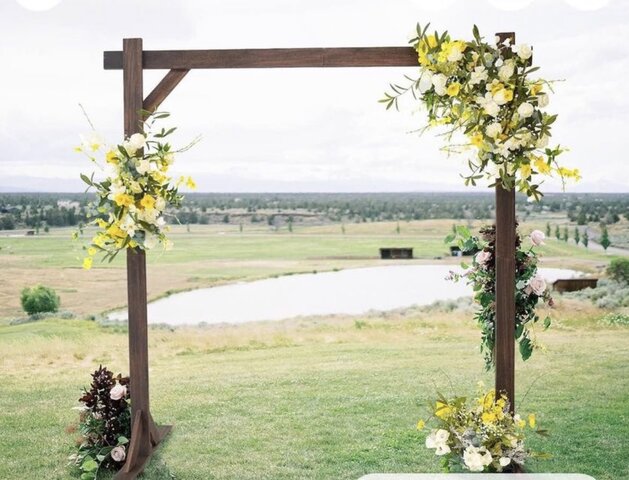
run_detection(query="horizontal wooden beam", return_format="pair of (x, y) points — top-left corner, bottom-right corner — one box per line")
(104, 47), (417, 70)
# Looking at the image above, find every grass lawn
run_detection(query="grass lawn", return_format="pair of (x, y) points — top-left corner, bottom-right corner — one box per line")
(0, 298), (627, 479)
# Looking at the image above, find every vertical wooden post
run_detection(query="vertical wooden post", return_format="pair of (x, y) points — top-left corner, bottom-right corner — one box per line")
(494, 32), (517, 413)
(115, 38), (171, 480)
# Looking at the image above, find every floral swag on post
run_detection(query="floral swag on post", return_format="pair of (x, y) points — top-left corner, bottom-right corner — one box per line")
(446, 225), (553, 369)
(74, 112), (197, 268)
(381, 23), (579, 199)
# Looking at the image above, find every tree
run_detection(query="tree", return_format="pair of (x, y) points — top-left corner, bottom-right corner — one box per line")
(555, 225), (561, 240)
(577, 211), (587, 225)
(21, 285), (60, 315)
(545, 222), (551, 237)
(600, 225), (611, 252)
(563, 226), (569, 242)
(582, 230), (589, 248)
(396, 221), (401, 234)
(574, 227), (580, 245)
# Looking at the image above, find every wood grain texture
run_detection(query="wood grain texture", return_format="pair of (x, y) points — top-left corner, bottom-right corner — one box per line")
(105, 46), (417, 70)
(143, 69), (189, 115)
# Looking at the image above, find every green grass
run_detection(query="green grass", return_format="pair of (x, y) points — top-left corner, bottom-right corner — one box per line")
(0, 300), (627, 479)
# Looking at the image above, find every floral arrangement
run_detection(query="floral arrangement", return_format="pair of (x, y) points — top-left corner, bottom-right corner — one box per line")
(418, 386), (547, 473)
(69, 366), (131, 479)
(74, 112), (196, 269)
(446, 226), (553, 369)
(381, 24), (578, 199)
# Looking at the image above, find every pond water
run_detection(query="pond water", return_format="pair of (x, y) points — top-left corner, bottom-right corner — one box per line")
(108, 265), (580, 326)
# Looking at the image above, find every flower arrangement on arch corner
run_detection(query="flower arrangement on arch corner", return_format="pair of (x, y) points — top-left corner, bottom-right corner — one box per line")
(381, 23), (580, 200)
(445, 225), (553, 369)
(73, 111), (198, 269)
(68, 366), (131, 480)
(417, 384), (549, 473)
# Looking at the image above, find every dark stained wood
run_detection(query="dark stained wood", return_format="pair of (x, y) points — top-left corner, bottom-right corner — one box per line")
(104, 46), (417, 70)
(553, 278), (598, 293)
(115, 38), (171, 480)
(143, 69), (190, 116)
(494, 32), (517, 414)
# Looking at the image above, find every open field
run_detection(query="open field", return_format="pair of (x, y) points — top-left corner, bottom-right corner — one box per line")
(0, 298), (628, 479)
(0, 219), (623, 321)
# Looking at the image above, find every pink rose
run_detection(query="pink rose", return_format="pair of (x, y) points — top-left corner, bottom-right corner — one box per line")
(110, 383), (127, 401)
(111, 446), (126, 463)
(530, 230), (545, 246)
(475, 250), (492, 267)
(525, 275), (546, 296)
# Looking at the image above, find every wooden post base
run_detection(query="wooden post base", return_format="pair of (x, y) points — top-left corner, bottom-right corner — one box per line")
(113, 410), (172, 480)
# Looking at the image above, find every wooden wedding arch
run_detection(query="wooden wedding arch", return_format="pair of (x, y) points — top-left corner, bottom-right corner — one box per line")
(104, 32), (518, 479)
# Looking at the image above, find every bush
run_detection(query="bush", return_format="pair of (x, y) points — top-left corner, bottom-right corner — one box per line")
(607, 258), (629, 285)
(599, 313), (629, 327)
(20, 285), (60, 315)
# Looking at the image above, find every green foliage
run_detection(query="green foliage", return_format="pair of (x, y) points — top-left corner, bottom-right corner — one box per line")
(446, 225), (552, 369)
(607, 258), (629, 284)
(600, 225), (611, 251)
(545, 222), (551, 237)
(599, 312), (629, 327)
(562, 226), (569, 242)
(20, 285), (60, 315)
(582, 230), (589, 248)
(574, 227), (580, 245)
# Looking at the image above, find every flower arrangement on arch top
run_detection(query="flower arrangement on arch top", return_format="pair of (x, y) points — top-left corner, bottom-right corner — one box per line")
(69, 366), (131, 479)
(446, 225), (553, 369)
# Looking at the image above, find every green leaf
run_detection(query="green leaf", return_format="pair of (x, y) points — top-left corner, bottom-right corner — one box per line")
(81, 457), (98, 472)
(118, 436), (129, 445)
(543, 316), (551, 330)
(519, 337), (533, 361)
(80, 174), (93, 186)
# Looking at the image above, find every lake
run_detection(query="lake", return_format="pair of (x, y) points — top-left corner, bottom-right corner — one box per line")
(108, 265), (580, 326)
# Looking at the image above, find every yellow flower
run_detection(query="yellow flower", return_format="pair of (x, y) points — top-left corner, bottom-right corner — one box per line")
(140, 194), (156, 210)
(528, 413), (536, 428)
(416, 419), (425, 430)
(96, 218), (107, 228)
(105, 150), (119, 164)
(529, 83), (543, 95)
(87, 247), (97, 256)
(502, 88), (514, 102)
(557, 167), (581, 180)
(417, 34), (438, 67)
(490, 81), (505, 96)
(186, 176), (197, 190)
(533, 156), (551, 174)
(113, 193), (134, 207)
(482, 389), (496, 410)
(482, 411), (497, 424)
(92, 235), (105, 247)
(107, 224), (126, 239)
(470, 132), (484, 149)
(446, 82), (461, 97)
(435, 401), (453, 419)
(520, 163), (532, 179)
(82, 257), (93, 270)
(517, 418), (526, 429)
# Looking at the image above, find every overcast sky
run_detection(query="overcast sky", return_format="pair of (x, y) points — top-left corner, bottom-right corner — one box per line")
(0, 0), (627, 193)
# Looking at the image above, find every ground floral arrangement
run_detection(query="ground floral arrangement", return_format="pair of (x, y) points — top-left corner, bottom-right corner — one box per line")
(447, 226), (552, 369)
(69, 366), (131, 479)
(418, 386), (548, 473)
(382, 23), (578, 199)
(74, 111), (196, 268)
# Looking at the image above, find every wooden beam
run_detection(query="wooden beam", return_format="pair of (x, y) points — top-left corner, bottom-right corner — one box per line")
(143, 69), (190, 116)
(115, 38), (171, 480)
(104, 46), (417, 70)
(494, 31), (517, 413)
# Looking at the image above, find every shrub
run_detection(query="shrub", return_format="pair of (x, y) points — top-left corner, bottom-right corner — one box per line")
(607, 258), (629, 285)
(599, 313), (629, 327)
(20, 285), (60, 315)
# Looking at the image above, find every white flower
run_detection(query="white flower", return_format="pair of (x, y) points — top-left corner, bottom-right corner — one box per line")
(499, 457), (512, 467)
(536, 135), (549, 148)
(128, 133), (146, 152)
(514, 43), (533, 61)
(525, 274), (547, 296)
(435, 443), (451, 456)
(425, 429), (450, 449)
(111, 446), (126, 463)
(155, 197), (166, 211)
(432, 74), (448, 96)
(143, 234), (158, 250)
(530, 230), (546, 246)
(463, 446), (493, 472)
(485, 100), (500, 118)
(80, 132), (105, 152)
(418, 70), (434, 93)
(517, 102), (535, 118)
(107, 181), (126, 200)
(136, 159), (151, 175)
(129, 181), (142, 194)
(493, 88), (511, 106)
(469, 66), (488, 86)
(475, 250), (491, 267)
(486, 122), (502, 139)
(164, 152), (175, 164)
(447, 48), (464, 63)
(494, 58), (504, 68)
(110, 383), (127, 401)
(119, 215), (136, 238)
(498, 60), (515, 82)
(538, 93), (549, 108)
(156, 216), (166, 228)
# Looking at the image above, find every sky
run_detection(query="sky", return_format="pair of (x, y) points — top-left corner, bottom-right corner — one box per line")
(0, 0), (627, 193)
